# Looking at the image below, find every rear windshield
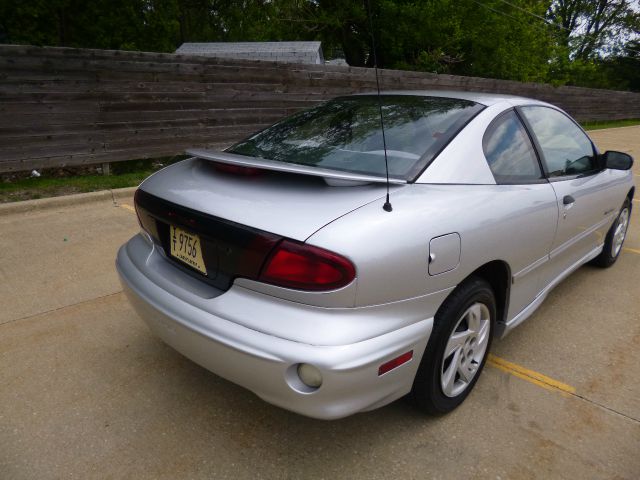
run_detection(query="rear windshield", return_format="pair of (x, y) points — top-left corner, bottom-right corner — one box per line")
(228, 95), (484, 181)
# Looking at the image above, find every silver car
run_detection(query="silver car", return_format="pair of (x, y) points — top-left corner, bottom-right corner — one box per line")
(116, 91), (634, 419)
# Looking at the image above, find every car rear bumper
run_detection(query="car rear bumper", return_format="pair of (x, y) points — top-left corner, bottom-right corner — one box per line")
(116, 234), (437, 420)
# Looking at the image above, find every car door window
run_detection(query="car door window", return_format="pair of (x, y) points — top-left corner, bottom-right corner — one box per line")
(519, 106), (596, 177)
(482, 110), (542, 184)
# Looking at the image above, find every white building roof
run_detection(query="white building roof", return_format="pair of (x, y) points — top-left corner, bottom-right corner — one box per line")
(175, 41), (324, 65)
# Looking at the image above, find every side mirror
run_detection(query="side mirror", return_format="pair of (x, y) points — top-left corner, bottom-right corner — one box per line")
(602, 150), (634, 170)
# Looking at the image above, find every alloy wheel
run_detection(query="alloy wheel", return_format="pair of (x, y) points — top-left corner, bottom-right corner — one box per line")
(612, 207), (630, 258)
(441, 302), (491, 398)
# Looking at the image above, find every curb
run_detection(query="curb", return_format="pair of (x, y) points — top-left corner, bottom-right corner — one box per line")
(0, 186), (137, 215)
(112, 186), (138, 200)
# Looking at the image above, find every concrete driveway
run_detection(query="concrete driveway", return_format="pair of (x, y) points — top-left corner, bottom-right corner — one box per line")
(1, 127), (639, 479)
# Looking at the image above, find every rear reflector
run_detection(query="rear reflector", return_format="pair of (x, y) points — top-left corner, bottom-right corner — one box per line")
(378, 351), (414, 376)
(259, 239), (355, 291)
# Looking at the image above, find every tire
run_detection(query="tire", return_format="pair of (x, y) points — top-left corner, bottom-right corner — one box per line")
(591, 198), (631, 268)
(410, 276), (496, 415)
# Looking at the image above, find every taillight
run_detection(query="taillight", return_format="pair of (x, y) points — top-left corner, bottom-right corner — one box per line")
(259, 240), (355, 291)
(133, 189), (159, 241)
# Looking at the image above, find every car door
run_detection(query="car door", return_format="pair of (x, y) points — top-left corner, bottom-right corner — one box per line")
(481, 109), (558, 317)
(518, 105), (612, 284)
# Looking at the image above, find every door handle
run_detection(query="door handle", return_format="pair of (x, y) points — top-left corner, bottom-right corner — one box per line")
(563, 195), (575, 205)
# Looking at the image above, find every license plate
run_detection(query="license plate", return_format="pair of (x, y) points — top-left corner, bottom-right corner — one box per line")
(169, 225), (207, 275)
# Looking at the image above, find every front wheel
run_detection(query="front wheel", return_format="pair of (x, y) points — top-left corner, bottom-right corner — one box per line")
(591, 198), (631, 268)
(410, 276), (496, 414)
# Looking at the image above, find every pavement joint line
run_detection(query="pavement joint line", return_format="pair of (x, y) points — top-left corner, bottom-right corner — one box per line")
(487, 355), (640, 425)
(0, 291), (123, 328)
(84, 202), (640, 414)
(568, 391), (640, 425)
(3, 291), (639, 426)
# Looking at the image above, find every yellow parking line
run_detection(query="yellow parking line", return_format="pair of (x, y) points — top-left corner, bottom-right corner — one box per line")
(118, 203), (136, 214)
(487, 354), (576, 394)
(623, 247), (640, 255)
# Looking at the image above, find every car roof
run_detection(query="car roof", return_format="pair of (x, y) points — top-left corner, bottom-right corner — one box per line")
(352, 90), (551, 107)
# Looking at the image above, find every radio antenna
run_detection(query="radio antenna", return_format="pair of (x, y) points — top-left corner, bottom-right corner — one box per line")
(365, 0), (392, 212)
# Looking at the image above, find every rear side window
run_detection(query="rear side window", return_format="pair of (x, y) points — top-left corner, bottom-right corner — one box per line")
(482, 110), (542, 184)
(519, 106), (596, 177)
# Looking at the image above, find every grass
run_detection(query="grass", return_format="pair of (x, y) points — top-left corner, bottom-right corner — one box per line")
(0, 171), (153, 203)
(582, 118), (640, 131)
(0, 157), (186, 203)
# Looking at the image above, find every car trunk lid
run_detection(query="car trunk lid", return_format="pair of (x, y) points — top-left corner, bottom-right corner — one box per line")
(139, 157), (401, 240)
(136, 157), (404, 290)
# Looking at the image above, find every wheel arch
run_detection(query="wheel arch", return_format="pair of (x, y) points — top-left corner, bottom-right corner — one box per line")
(467, 260), (511, 326)
(410, 259), (511, 413)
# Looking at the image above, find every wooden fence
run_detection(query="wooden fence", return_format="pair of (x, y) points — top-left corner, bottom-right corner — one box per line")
(2, 44), (640, 173)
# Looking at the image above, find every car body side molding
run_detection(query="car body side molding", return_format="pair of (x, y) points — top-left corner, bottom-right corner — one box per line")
(499, 243), (603, 337)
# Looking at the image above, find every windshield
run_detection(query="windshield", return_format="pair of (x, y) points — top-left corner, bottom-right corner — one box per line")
(228, 95), (484, 181)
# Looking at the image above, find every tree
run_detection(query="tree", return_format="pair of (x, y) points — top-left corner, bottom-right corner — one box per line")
(598, 39), (640, 91)
(547, 0), (640, 60)
(0, 0), (180, 51)
(450, 0), (555, 82)
(0, 0), (638, 90)
(269, 0), (556, 82)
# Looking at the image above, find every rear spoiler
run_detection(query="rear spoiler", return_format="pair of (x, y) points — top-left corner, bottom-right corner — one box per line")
(186, 149), (407, 186)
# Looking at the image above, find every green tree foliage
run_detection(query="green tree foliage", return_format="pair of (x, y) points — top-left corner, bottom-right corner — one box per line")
(547, 0), (639, 60)
(596, 40), (640, 91)
(0, 0), (180, 51)
(448, 1), (554, 82)
(545, 0), (640, 89)
(0, 0), (637, 90)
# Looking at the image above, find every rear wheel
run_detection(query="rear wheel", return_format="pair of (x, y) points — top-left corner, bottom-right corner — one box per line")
(592, 198), (631, 268)
(410, 276), (496, 414)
